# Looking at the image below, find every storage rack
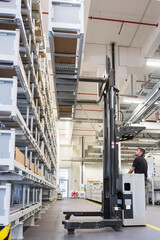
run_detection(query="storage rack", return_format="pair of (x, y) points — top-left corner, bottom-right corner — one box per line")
(48, 0), (84, 119)
(147, 155), (160, 205)
(86, 180), (103, 203)
(0, 1), (57, 239)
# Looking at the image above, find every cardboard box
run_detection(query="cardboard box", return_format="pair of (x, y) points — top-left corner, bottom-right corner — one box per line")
(34, 166), (38, 175)
(15, 147), (25, 166)
(54, 35), (77, 54)
(26, 159), (35, 172)
(38, 169), (42, 176)
(42, 97), (46, 106)
(27, 158), (30, 169)
(31, 162), (35, 172)
(19, 55), (28, 84)
(55, 56), (75, 64)
(15, 148), (36, 173)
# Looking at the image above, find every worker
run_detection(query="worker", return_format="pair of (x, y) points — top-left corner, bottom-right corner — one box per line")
(128, 148), (148, 203)
(128, 148), (147, 179)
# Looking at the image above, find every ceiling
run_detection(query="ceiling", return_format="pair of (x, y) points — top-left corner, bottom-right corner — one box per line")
(73, 0), (160, 135)
(86, 0), (160, 47)
(41, 0), (160, 160)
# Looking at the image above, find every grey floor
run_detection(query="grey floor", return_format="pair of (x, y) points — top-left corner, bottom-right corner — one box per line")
(24, 199), (160, 240)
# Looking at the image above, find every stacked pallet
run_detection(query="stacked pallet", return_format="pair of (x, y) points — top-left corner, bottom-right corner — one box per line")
(15, 147), (42, 176)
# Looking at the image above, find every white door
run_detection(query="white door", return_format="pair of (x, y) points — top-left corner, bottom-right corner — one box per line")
(59, 180), (68, 198)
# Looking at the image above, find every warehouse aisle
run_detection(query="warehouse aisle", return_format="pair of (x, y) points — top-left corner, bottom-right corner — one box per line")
(24, 199), (160, 240)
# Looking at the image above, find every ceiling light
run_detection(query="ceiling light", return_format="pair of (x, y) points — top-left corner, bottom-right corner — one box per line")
(88, 152), (102, 156)
(138, 138), (159, 143)
(155, 101), (160, 105)
(123, 98), (142, 104)
(59, 117), (72, 120)
(146, 58), (160, 67)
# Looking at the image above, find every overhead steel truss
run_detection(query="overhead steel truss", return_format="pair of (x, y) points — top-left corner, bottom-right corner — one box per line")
(125, 79), (160, 125)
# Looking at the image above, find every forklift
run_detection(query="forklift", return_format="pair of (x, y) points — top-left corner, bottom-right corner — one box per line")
(62, 43), (145, 233)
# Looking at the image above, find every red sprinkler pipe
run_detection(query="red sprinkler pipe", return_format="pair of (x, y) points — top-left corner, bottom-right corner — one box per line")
(42, 12), (49, 15)
(118, 21), (124, 35)
(89, 16), (158, 27)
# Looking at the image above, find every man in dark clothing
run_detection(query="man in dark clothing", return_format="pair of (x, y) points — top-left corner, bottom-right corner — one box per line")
(128, 148), (148, 180)
(128, 148), (148, 204)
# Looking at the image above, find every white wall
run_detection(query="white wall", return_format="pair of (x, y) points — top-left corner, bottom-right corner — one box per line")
(58, 135), (137, 197)
(70, 162), (81, 194)
(58, 136), (104, 196)
(83, 162), (103, 183)
(59, 145), (72, 168)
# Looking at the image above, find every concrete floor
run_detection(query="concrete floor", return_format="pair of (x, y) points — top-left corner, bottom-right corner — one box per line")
(24, 199), (160, 240)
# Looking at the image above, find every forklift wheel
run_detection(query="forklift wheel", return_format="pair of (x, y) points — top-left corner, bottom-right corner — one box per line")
(112, 226), (122, 231)
(65, 215), (71, 220)
(68, 229), (75, 234)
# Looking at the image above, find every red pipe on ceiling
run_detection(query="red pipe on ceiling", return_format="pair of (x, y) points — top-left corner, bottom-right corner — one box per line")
(59, 134), (95, 137)
(53, 91), (97, 96)
(78, 92), (97, 96)
(121, 148), (160, 151)
(42, 12), (49, 15)
(53, 108), (102, 112)
(88, 16), (158, 27)
(76, 108), (102, 112)
(72, 161), (102, 163)
(59, 129), (95, 132)
(118, 21), (124, 35)
(73, 135), (95, 137)
(73, 129), (95, 132)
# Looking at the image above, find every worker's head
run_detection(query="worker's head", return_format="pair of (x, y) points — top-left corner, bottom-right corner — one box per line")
(135, 148), (145, 157)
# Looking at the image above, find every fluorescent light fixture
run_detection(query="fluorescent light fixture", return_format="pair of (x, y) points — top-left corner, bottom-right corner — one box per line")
(155, 101), (160, 105)
(59, 117), (72, 120)
(123, 97), (142, 104)
(88, 152), (102, 156)
(146, 58), (160, 67)
(138, 138), (159, 143)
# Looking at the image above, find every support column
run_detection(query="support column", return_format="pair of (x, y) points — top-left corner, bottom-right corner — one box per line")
(11, 223), (23, 240)
(35, 210), (41, 220)
(24, 214), (35, 227)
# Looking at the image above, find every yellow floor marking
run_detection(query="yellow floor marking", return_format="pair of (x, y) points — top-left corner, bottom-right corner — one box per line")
(0, 224), (11, 239)
(146, 224), (160, 231)
(34, 225), (40, 227)
(85, 200), (101, 207)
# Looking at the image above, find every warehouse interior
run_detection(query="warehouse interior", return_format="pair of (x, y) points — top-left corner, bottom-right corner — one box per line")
(0, 0), (160, 239)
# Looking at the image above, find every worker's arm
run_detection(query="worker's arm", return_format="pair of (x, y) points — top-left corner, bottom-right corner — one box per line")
(128, 167), (135, 174)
